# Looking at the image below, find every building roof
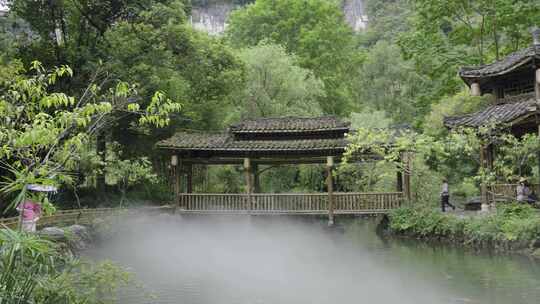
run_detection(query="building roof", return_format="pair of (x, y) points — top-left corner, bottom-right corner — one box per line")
(157, 116), (352, 159)
(157, 131), (349, 153)
(229, 116), (350, 133)
(444, 93), (538, 128)
(459, 46), (540, 84)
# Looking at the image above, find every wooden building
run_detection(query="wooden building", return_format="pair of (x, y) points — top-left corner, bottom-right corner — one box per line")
(157, 116), (409, 224)
(444, 29), (540, 208)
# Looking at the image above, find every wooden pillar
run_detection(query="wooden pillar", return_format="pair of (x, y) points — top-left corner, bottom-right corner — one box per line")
(535, 68), (540, 102)
(396, 171), (403, 192)
(253, 163), (261, 193)
(486, 144), (495, 205)
(171, 155), (182, 210)
(244, 158), (253, 212)
(480, 146), (489, 211)
(326, 156), (335, 226)
(402, 152), (411, 201)
(96, 133), (107, 192)
(471, 82), (481, 96)
(537, 124), (540, 195)
(186, 164), (193, 194)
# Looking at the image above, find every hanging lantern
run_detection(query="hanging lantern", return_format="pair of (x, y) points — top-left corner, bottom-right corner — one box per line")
(171, 155), (178, 166)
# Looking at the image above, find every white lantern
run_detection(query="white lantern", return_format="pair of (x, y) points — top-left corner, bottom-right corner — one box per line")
(171, 155), (178, 166)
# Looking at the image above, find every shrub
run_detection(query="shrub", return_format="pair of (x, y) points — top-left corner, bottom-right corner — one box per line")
(387, 203), (540, 250)
(0, 228), (131, 304)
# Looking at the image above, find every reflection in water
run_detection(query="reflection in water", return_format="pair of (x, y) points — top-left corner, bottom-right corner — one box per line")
(85, 215), (540, 304)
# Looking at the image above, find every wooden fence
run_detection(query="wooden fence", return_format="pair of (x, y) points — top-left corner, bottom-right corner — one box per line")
(179, 192), (403, 214)
(0, 194), (402, 229)
(489, 183), (540, 202)
(0, 206), (169, 230)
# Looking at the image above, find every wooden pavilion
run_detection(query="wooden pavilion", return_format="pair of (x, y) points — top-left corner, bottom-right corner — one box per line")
(444, 29), (540, 208)
(157, 116), (410, 224)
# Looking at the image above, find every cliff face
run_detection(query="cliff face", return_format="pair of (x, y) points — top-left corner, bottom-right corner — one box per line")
(191, 1), (237, 35)
(190, 0), (367, 35)
(342, 0), (368, 31)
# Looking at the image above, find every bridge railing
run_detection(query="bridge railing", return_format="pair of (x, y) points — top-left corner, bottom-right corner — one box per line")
(334, 192), (403, 212)
(179, 192), (403, 213)
(252, 193), (328, 212)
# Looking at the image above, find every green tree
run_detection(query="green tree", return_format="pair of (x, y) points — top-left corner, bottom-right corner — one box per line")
(7, 0), (244, 193)
(9, 0), (190, 65)
(424, 91), (488, 137)
(105, 143), (157, 206)
(349, 109), (392, 129)
(399, 0), (539, 87)
(354, 41), (432, 123)
(226, 0), (360, 115)
(358, 0), (412, 46)
(102, 0), (244, 132)
(227, 43), (323, 121)
(415, 0), (538, 62)
(0, 61), (180, 211)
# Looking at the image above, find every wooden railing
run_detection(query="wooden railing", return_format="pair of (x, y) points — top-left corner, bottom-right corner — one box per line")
(334, 192), (403, 212)
(0, 206), (170, 230)
(489, 183), (540, 202)
(179, 192), (403, 214)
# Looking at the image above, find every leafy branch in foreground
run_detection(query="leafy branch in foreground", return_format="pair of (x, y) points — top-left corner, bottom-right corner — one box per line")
(0, 228), (132, 304)
(0, 61), (181, 212)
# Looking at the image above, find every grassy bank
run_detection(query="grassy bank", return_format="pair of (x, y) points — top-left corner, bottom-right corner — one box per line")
(385, 203), (540, 256)
(0, 221), (131, 303)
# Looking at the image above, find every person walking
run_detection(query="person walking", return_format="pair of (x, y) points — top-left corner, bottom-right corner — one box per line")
(441, 178), (455, 212)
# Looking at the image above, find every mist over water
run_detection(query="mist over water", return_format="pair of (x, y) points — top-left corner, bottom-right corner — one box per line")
(86, 215), (540, 304)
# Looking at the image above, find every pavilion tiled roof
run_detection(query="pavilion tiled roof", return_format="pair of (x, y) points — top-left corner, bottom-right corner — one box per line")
(444, 93), (538, 128)
(229, 116), (350, 133)
(157, 132), (349, 152)
(459, 46), (540, 83)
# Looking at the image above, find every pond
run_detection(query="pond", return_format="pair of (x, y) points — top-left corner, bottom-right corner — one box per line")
(85, 215), (540, 304)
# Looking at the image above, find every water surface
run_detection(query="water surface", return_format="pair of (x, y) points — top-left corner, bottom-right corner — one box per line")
(86, 215), (540, 304)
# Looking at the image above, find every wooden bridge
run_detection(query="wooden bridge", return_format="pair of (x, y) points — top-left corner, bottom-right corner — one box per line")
(158, 117), (411, 224)
(0, 193), (402, 230)
(177, 192), (403, 215)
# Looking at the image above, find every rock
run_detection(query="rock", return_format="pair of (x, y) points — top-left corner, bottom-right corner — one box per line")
(66, 224), (92, 250)
(40, 227), (67, 241)
(67, 224), (91, 241)
(39, 225), (94, 251)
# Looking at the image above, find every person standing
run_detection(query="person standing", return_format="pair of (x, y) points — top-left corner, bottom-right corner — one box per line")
(441, 178), (455, 212)
(516, 177), (530, 203)
(16, 199), (41, 232)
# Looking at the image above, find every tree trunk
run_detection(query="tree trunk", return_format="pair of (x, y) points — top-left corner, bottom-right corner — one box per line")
(96, 133), (106, 192)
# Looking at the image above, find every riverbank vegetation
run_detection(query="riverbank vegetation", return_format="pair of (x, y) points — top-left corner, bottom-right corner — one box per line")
(386, 203), (540, 255)
(0, 227), (131, 303)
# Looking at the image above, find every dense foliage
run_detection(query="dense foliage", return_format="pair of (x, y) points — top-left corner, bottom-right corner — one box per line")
(388, 203), (540, 250)
(0, 228), (131, 303)
(0, 61), (180, 213)
(0, 0), (540, 209)
(227, 0), (361, 115)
